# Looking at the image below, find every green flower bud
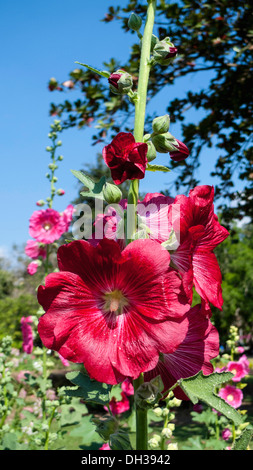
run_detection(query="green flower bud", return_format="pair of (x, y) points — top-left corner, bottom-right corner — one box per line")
(152, 114), (170, 134)
(58, 155), (64, 161)
(103, 182), (122, 204)
(108, 70), (133, 95)
(128, 12), (142, 31)
(109, 429), (132, 450)
(153, 407), (163, 417)
(153, 37), (178, 66)
(161, 427), (172, 439)
(92, 416), (118, 441)
(148, 434), (161, 449)
(167, 443), (178, 450)
(151, 132), (178, 153)
(135, 379), (163, 410)
(146, 141), (157, 162)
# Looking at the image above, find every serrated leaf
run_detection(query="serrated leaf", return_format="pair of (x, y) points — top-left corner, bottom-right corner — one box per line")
(178, 371), (243, 426)
(65, 371), (112, 406)
(146, 163), (170, 172)
(232, 426), (253, 450)
(75, 62), (110, 78)
(71, 169), (106, 200)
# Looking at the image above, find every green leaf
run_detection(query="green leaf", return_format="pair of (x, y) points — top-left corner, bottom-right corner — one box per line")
(75, 62), (110, 78)
(71, 169), (106, 200)
(232, 426), (253, 450)
(178, 371), (243, 426)
(65, 371), (112, 406)
(109, 429), (133, 450)
(146, 163), (170, 172)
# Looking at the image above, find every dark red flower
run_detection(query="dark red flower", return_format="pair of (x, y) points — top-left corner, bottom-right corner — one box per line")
(169, 139), (190, 162)
(37, 238), (190, 385)
(102, 132), (148, 185)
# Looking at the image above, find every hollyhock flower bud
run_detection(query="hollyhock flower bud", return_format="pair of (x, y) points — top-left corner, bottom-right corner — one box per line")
(103, 182), (122, 204)
(128, 12), (142, 31)
(151, 132), (178, 153)
(153, 37), (178, 66)
(93, 416), (118, 441)
(152, 114), (170, 135)
(146, 141), (157, 162)
(222, 428), (232, 441)
(135, 380), (163, 409)
(57, 189), (65, 196)
(36, 200), (45, 207)
(25, 240), (46, 260)
(63, 80), (74, 89)
(48, 77), (58, 91)
(169, 139), (190, 162)
(108, 70), (133, 95)
(102, 132), (148, 184)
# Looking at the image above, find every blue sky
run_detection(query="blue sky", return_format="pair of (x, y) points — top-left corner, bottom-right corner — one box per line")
(0, 0), (237, 262)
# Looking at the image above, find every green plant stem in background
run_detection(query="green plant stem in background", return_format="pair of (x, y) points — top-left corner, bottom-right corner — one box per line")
(127, 0), (156, 244)
(131, 3), (157, 448)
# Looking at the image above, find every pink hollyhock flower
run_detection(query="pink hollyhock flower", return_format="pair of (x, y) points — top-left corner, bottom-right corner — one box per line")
(169, 139), (190, 162)
(144, 303), (219, 400)
(21, 316), (33, 354)
(226, 360), (248, 382)
(99, 443), (111, 450)
(121, 378), (134, 396)
(102, 132), (148, 185)
(16, 370), (31, 383)
(38, 238), (190, 384)
(105, 392), (130, 415)
(222, 428), (232, 441)
(236, 346), (245, 354)
(238, 354), (250, 375)
(219, 385), (243, 408)
(62, 204), (75, 232)
(27, 261), (39, 275)
(29, 208), (67, 244)
(25, 240), (46, 260)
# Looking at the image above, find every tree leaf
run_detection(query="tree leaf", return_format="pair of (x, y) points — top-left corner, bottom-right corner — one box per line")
(71, 169), (106, 199)
(75, 62), (110, 78)
(177, 371), (243, 426)
(65, 371), (112, 406)
(146, 163), (170, 172)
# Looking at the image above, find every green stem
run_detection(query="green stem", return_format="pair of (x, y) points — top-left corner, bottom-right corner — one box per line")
(127, 0), (156, 242)
(134, 373), (148, 450)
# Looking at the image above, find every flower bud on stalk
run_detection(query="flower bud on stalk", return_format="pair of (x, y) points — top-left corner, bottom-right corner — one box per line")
(103, 182), (122, 204)
(153, 37), (178, 66)
(151, 132), (178, 153)
(108, 70), (133, 95)
(152, 114), (170, 134)
(128, 12), (142, 31)
(146, 141), (157, 162)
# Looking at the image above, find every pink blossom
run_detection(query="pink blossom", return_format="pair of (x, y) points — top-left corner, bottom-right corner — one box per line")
(16, 370), (31, 383)
(99, 443), (111, 450)
(63, 80), (74, 89)
(62, 204), (75, 231)
(121, 378), (134, 396)
(238, 354), (250, 375)
(27, 261), (40, 275)
(21, 317), (33, 354)
(236, 346), (245, 354)
(219, 385), (243, 409)
(25, 240), (47, 260)
(222, 428), (232, 441)
(105, 392), (130, 415)
(226, 360), (248, 382)
(29, 208), (67, 244)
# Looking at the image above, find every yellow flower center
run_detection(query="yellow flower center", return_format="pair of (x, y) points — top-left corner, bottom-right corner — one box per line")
(43, 223), (52, 231)
(103, 289), (129, 316)
(227, 394), (234, 402)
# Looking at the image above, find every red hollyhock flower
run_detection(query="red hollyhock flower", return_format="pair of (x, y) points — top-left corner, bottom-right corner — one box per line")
(170, 185), (229, 309)
(144, 303), (219, 399)
(37, 238), (190, 384)
(102, 132), (148, 185)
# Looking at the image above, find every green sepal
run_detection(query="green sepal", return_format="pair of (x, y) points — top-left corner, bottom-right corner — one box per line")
(65, 371), (112, 406)
(71, 169), (106, 200)
(75, 61), (110, 78)
(146, 163), (170, 172)
(177, 371), (244, 426)
(109, 429), (133, 450)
